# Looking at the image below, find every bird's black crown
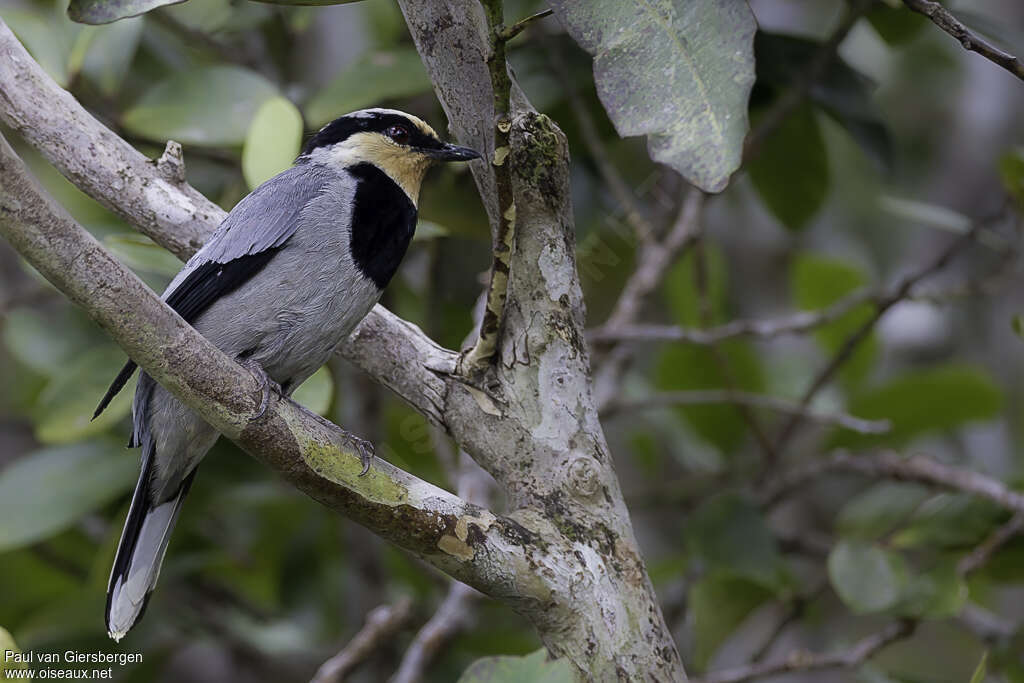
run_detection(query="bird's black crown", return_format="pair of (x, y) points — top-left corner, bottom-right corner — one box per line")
(301, 109), (443, 156)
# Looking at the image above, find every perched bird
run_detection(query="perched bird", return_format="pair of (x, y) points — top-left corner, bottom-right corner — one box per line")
(95, 108), (479, 641)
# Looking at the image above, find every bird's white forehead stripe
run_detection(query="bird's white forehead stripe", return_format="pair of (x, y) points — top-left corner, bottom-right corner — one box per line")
(341, 108), (437, 138)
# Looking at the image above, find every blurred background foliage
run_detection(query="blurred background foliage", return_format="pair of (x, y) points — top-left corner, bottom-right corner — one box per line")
(0, 0), (1022, 681)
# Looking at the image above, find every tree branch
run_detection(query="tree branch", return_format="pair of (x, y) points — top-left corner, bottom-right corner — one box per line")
(902, 0), (1024, 82)
(760, 451), (1024, 514)
(391, 583), (479, 683)
(601, 389), (890, 435)
(693, 619), (914, 683)
(310, 598), (416, 683)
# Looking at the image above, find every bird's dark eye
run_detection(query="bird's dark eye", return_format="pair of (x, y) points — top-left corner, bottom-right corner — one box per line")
(386, 125), (410, 144)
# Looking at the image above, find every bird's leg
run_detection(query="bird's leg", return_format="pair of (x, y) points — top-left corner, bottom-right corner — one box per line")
(343, 431), (375, 476)
(239, 358), (282, 422)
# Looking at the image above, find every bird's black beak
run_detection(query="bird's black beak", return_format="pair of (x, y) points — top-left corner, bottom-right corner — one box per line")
(426, 143), (481, 162)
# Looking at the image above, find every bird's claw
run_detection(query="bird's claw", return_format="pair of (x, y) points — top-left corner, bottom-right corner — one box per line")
(341, 431), (375, 475)
(240, 358), (281, 422)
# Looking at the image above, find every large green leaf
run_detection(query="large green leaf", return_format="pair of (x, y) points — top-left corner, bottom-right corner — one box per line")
(305, 49), (432, 129)
(748, 103), (829, 231)
(68, 0), (184, 24)
(790, 253), (878, 387)
(123, 66), (279, 147)
(2, 8), (77, 86)
(79, 16), (144, 95)
(0, 441), (136, 552)
(828, 540), (908, 614)
(833, 365), (1003, 449)
(686, 493), (788, 592)
(242, 96), (304, 190)
(32, 346), (135, 444)
(689, 573), (772, 671)
(548, 0), (756, 192)
(457, 649), (573, 683)
(754, 32), (892, 171)
(3, 308), (90, 376)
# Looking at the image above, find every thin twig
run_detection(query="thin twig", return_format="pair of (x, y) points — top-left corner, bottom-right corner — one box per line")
(693, 620), (914, 683)
(390, 583), (480, 683)
(590, 287), (874, 345)
(462, 0), (515, 370)
(902, 0), (1024, 82)
(760, 451), (1024, 514)
(771, 225), (981, 457)
(601, 389), (890, 435)
(604, 186), (704, 329)
(310, 598), (416, 683)
(693, 238), (779, 462)
(497, 8), (553, 41)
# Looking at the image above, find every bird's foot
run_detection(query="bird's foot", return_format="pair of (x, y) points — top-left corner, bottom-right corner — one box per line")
(239, 358), (282, 422)
(340, 430), (375, 476)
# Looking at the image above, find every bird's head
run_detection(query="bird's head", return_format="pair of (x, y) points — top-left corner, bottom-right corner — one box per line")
(299, 108), (480, 204)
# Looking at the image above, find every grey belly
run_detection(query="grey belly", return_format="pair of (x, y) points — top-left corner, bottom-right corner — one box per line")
(194, 246), (380, 392)
(142, 244), (380, 500)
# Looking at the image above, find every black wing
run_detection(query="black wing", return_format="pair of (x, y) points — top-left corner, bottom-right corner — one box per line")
(94, 163), (338, 420)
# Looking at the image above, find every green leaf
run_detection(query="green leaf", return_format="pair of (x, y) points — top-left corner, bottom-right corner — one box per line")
(292, 367), (333, 416)
(891, 493), (1006, 550)
(457, 649), (574, 683)
(68, 0), (185, 24)
(969, 652), (988, 683)
(2, 8), (75, 86)
(104, 233), (183, 277)
(686, 493), (787, 591)
(548, 0), (756, 193)
(834, 365), (1002, 449)
(79, 17), (144, 95)
(33, 346), (135, 444)
(0, 626), (26, 673)
(866, 5), (929, 46)
(828, 540), (908, 614)
(689, 574), (772, 670)
(790, 253), (878, 386)
(242, 97), (304, 190)
(1013, 314), (1024, 340)
(3, 308), (89, 375)
(894, 559), (966, 618)
(305, 49), (432, 129)
(123, 66), (279, 147)
(412, 220), (450, 242)
(755, 33), (892, 171)
(748, 104), (829, 231)
(999, 147), (1024, 205)
(0, 441), (136, 552)
(835, 482), (930, 541)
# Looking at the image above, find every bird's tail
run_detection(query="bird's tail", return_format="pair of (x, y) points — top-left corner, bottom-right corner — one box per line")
(105, 446), (195, 642)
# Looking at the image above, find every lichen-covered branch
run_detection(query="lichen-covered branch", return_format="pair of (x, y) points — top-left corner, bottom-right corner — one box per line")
(461, 0), (517, 369)
(0, 129), (539, 608)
